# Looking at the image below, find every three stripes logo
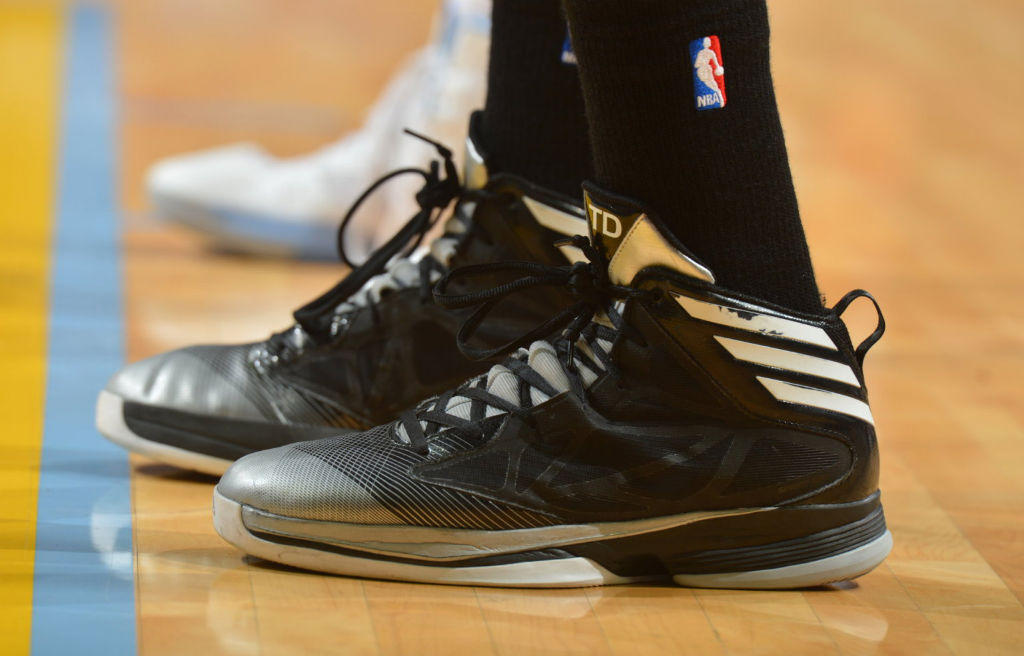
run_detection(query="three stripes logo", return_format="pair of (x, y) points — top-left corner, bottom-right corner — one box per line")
(519, 196), (588, 264)
(673, 294), (875, 425)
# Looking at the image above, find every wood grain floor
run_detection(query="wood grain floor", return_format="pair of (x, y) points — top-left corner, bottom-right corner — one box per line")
(117, 0), (1024, 653)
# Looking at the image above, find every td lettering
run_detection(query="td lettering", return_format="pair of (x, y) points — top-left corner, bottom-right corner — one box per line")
(589, 206), (622, 238)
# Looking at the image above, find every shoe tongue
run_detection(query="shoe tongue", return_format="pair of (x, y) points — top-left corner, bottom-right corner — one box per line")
(426, 340), (571, 434)
(582, 184), (715, 286)
(480, 341), (571, 408)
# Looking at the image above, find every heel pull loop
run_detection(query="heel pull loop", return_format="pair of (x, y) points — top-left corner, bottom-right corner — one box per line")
(831, 289), (885, 368)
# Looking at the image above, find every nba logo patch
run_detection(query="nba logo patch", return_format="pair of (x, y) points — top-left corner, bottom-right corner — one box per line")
(689, 35), (726, 110)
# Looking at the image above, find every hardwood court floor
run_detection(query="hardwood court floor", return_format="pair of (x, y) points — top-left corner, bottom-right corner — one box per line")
(117, 0), (1024, 654)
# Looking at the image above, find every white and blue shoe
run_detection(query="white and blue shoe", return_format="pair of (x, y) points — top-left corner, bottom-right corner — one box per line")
(147, 0), (491, 260)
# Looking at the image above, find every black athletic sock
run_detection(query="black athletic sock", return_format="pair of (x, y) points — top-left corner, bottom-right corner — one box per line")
(481, 0), (591, 199)
(563, 0), (822, 313)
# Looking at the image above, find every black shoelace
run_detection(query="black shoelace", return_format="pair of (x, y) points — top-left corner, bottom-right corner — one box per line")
(433, 235), (655, 366)
(257, 130), (500, 364)
(395, 236), (658, 455)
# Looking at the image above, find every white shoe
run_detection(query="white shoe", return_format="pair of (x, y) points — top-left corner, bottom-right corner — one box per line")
(148, 0), (491, 260)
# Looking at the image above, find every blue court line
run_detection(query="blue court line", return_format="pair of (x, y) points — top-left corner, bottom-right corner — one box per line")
(31, 6), (136, 655)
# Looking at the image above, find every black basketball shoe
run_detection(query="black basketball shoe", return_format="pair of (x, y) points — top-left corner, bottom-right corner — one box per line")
(213, 183), (891, 589)
(96, 113), (589, 475)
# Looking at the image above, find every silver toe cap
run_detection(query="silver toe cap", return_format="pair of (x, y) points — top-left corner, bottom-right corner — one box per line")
(216, 443), (404, 525)
(104, 345), (264, 419)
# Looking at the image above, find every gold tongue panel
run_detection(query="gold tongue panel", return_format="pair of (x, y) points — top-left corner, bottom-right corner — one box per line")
(583, 190), (715, 286)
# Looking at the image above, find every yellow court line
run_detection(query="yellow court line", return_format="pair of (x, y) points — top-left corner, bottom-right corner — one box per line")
(0, 5), (62, 654)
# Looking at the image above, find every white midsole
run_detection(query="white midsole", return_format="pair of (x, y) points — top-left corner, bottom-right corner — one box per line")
(241, 502), (769, 562)
(151, 192), (332, 258)
(673, 530), (893, 589)
(95, 390), (232, 477)
(212, 489), (892, 590)
(213, 489), (636, 588)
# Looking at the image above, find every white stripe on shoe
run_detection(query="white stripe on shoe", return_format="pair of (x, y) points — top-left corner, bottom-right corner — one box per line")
(522, 196), (587, 237)
(715, 336), (860, 387)
(674, 294), (837, 350)
(757, 377), (875, 426)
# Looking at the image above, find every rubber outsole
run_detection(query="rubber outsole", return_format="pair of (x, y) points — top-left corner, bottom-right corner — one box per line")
(672, 530), (893, 589)
(96, 390), (232, 476)
(212, 488), (892, 589)
(212, 489), (637, 588)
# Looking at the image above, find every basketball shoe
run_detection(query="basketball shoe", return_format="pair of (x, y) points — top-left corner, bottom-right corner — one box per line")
(148, 0), (491, 260)
(96, 114), (589, 475)
(213, 183), (891, 589)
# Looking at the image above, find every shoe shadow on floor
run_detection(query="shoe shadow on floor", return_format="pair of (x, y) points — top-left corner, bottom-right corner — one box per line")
(134, 461), (219, 484)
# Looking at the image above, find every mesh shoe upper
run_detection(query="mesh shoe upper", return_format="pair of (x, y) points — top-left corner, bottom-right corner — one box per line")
(218, 425), (557, 530)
